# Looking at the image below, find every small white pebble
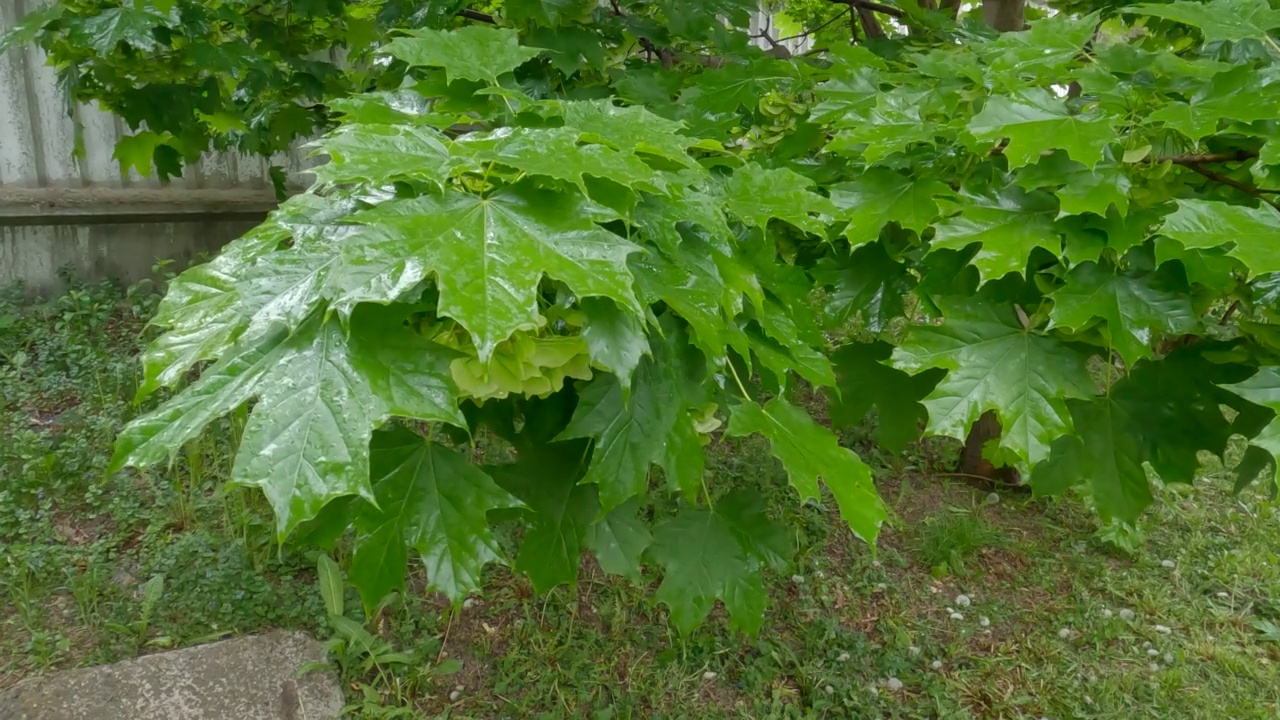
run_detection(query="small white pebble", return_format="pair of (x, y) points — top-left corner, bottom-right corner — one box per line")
(947, 607), (955, 613)
(876, 582), (887, 591)
(908, 645), (921, 656)
(702, 670), (718, 681)
(449, 690), (462, 702)
(1207, 635), (1216, 642)
(837, 651), (851, 662)
(868, 684), (879, 696)
(824, 684), (834, 695)
(1164, 652), (1175, 665)
(1161, 559), (1176, 569)
(816, 570), (826, 579)
(986, 492), (1001, 504)
(1147, 648), (1159, 657)
(1119, 608), (1136, 621)
(1143, 641), (1152, 648)
(928, 586), (939, 594)
(791, 574), (805, 585)
(956, 594), (971, 608)
(1058, 628), (1071, 639)
(950, 612), (965, 621)
(871, 560), (882, 568)
(1085, 695), (1094, 705)
(886, 677), (904, 692)
(931, 659), (943, 669)
(455, 684), (464, 692)
(979, 616), (990, 627)
(1155, 624), (1172, 634)
(1102, 609), (1113, 618)
(1149, 662), (1160, 672)
(1217, 592), (1230, 599)
(462, 598), (476, 610)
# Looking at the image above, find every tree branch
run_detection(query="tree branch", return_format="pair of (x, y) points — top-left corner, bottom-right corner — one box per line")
(458, 8), (496, 24)
(827, 0), (907, 20)
(1163, 150), (1258, 165)
(1179, 162), (1280, 209)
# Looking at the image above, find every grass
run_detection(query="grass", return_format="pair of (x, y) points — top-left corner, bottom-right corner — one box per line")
(4, 279), (1280, 718)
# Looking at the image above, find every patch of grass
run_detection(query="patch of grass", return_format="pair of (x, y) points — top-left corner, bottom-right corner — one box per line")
(5, 280), (1280, 719)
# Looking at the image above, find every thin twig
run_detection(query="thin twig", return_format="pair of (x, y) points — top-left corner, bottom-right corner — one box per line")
(779, 8), (852, 41)
(458, 8), (496, 23)
(1220, 300), (1240, 326)
(1181, 163), (1280, 209)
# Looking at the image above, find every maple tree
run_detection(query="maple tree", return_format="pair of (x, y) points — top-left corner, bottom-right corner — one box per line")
(12, 0), (1280, 633)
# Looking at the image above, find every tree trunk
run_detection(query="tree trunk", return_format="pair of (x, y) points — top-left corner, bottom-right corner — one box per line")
(982, 0), (1025, 31)
(959, 411), (1021, 484)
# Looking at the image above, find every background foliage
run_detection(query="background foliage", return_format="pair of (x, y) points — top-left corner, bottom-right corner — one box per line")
(9, 0), (1280, 635)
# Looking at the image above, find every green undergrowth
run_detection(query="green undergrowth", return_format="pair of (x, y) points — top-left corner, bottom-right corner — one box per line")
(3, 281), (1280, 719)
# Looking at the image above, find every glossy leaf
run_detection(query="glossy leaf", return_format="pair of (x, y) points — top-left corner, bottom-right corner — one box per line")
(1129, 0), (1280, 43)
(1049, 261), (1199, 365)
(726, 398), (886, 543)
(649, 508), (766, 635)
(931, 187), (1060, 279)
(892, 295), (1095, 467)
(351, 429), (522, 606)
(335, 186), (642, 361)
(1161, 200), (1280, 276)
(382, 26), (543, 83)
(830, 342), (945, 452)
(829, 168), (948, 243)
(969, 90), (1116, 169)
(723, 165), (838, 236)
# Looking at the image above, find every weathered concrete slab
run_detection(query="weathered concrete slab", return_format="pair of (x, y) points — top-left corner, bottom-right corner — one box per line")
(0, 631), (344, 720)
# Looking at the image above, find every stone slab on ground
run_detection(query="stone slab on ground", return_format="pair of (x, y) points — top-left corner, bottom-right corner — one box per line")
(0, 631), (343, 720)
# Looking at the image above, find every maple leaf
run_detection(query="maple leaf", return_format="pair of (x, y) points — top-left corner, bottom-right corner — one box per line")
(1049, 260), (1199, 365)
(723, 164), (838, 236)
(931, 187), (1060, 278)
(333, 185), (642, 361)
(350, 429), (522, 606)
(829, 168), (948, 243)
(1129, 0), (1280, 43)
(830, 342), (945, 452)
(892, 295), (1095, 467)
(1160, 199), (1280, 276)
(726, 398), (886, 543)
(382, 26), (543, 84)
(969, 89), (1116, 168)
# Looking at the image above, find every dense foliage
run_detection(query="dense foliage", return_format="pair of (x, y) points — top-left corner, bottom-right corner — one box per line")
(14, 0), (1280, 632)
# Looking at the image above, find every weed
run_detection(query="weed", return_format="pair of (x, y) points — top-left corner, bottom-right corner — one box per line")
(914, 506), (1005, 577)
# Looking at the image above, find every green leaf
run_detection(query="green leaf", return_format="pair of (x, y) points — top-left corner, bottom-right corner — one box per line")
(969, 90), (1116, 169)
(382, 26), (543, 84)
(660, 414), (706, 503)
(336, 186), (641, 361)
(347, 304), (465, 427)
(584, 498), (653, 581)
(580, 298), (650, 393)
(310, 124), (464, 187)
(77, 6), (167, 53)
(1148, 67), (1280, 139)
(1129, 0), (1280, 43)
(457, 126), (663, 191)
(1032, 399), (1151, 521)
(1160, 199), (1280, 276)
(812, 242), (914, 333)
(556, 353), (682, 511)
(649, 508), (766, 635)
(113, 132), (168, 179)
(982, 13), (1100, 81)
(231, 317), (381, 536)
(829, 168), (948, 243)
(1049, 260), (1199, 365)
(715, 490), (792, 571)
(317, 554), (344, 617)
(351, 429), (521, 607)
(891, 295), (1095, 467)
(725, 398), (886, 544)
(723, 165), (838, 236)
(0, 4), (64, 52)
(1224, 367), (1280, 493)
(556, 100), (698, 167)
(931, 187), (1060, 279)
(489, 440), (598, 592)
(830, 342), (945, 452)
(828, 88), (938, 163)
